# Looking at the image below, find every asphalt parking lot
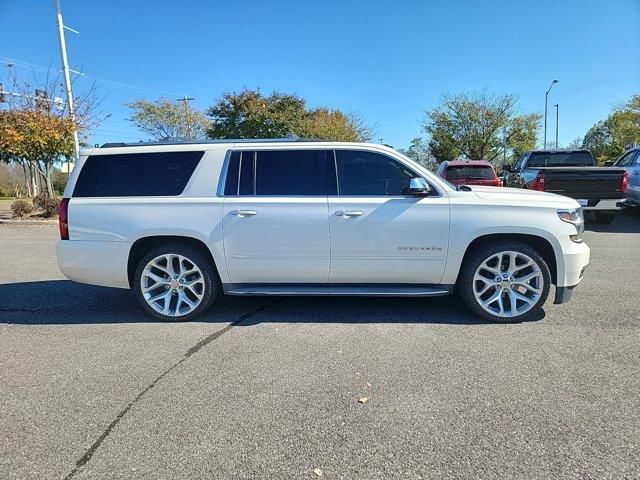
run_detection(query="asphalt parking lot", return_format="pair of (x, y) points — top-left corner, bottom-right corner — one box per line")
(1, 211), (639, 479)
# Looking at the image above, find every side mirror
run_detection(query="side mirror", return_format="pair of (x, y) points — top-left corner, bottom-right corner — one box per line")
(405, 177), (431, 196)
(603, 161), (614, 167)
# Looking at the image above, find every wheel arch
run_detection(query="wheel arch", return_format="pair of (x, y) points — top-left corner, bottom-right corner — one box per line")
(459, 233), (559, 286)
(127, 235), (221, 288)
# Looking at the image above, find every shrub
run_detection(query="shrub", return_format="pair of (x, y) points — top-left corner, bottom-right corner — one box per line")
(40, 196), (60, 218)
(32, 192), (49, 211)
(31, 192), (60, 218)
(10, 199), (34, 218)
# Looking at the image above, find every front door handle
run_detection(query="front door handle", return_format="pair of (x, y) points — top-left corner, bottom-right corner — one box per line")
(336, 210), (363, 218)
(230, 210), (257, 217)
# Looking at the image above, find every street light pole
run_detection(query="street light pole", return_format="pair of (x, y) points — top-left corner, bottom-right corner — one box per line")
(544, 79), (558, 148)
(53, 0), (79, 173)
(177, 96), (196, 139)
(554, 103), (559, 149)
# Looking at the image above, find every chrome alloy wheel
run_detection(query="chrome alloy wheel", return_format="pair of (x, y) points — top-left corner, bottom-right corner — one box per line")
(140, 254), (205, 317)
(472, 250), (544, 318)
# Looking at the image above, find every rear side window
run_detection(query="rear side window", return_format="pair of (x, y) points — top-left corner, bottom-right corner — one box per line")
(335, 150), (416, 196)
(445, 166), (495, 180)
(73, 151), (203, 197)
(527, 151), (594, 167)
(224, 149), (328, 196)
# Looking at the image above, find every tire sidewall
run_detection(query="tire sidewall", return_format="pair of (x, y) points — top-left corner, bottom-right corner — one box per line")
(459, 241), (551, 323)
(134, 243), (218, 322)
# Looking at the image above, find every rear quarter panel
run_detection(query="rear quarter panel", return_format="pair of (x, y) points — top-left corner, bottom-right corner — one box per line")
(65, 147), (230, 282)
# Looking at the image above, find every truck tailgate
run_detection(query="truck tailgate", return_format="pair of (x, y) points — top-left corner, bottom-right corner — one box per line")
(539, 167), (626, 199)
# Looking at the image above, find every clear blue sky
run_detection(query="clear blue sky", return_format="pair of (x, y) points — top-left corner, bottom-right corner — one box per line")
(1, 0), (638, 149)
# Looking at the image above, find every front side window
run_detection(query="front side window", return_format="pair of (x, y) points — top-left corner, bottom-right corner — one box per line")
(514, 154), (527, 171)
(617, 151), (637, 167)
(335, 150), (416, 196)
(73, 151), (203, 197)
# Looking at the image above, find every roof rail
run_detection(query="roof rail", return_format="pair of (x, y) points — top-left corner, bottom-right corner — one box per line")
(99, 135), (327, 148)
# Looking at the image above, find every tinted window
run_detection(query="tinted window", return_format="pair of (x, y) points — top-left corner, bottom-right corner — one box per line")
(527, 151), (594, 167)
(617, 151), (637, 167)
(255, 150), (326, 195)
(445, 166), (495, 180)
(239, 151), (255, 195)
(514, 154), (527, 171)
(336, 150), (415, 196)
(223, 151), (240, 195)
(73, 151), (203, 197)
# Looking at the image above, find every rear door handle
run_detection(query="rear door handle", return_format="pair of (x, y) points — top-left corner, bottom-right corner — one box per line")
(336, 210), (363, 218)
(230, 210), (257, 217)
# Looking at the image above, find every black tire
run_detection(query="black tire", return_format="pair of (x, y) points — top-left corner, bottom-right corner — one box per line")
(133, 243), (218, 321)
(458, 241), (551, 323)
(594, 211), (615, 224)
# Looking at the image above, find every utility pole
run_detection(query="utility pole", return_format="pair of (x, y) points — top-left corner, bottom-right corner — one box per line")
(544, 79), (558, 148)
(554, 104), (559, 149)
(177, 96), (196, 139)
(53, 0), (79, 173)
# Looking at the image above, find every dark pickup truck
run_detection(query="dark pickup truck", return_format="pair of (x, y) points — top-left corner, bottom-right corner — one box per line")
(503, 149), (628, 223)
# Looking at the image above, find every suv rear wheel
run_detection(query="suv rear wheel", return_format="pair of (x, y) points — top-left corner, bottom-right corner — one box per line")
(459, 241), (551, 323)
(134, 243), (218, 321)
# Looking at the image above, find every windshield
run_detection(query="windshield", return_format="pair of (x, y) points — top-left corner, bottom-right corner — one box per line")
(527, 151), (594, 167)
(446, 166), (495, 180)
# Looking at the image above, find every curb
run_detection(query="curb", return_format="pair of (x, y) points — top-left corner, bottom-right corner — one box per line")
(0, 219), (58, 225)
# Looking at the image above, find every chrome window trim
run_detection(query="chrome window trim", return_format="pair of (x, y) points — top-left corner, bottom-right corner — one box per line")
(219, 146), (444, 199)
(332, 148), (443, 199)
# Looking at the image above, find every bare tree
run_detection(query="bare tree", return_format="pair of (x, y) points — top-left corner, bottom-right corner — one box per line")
(0, 64), (105, 196)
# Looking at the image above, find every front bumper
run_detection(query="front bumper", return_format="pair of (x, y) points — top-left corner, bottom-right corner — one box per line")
(554, 239), (589, 304)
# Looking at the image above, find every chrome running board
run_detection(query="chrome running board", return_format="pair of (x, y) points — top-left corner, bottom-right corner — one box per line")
(223, 283), (453, 297)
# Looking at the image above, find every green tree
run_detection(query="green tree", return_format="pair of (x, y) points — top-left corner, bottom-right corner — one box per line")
(567, 137), (583, 149)
(423, 90), (541, 162)
(126, 98), (209, 140)
(583, 95), (640, 164)
(206, 89), (372, 141)
(399, 137), (436, 170)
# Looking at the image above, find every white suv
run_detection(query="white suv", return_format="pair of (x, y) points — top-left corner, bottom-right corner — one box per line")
(57, 139), (590, 323)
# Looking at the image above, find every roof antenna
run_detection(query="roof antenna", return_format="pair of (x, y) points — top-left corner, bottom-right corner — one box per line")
(285, 133), (300, 141)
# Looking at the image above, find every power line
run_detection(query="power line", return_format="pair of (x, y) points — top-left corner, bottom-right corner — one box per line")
(2, 57), (191, 99)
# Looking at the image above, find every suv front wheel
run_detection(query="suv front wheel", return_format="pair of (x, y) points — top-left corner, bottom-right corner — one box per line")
(459, 241), (551, 323)
(134, 243), (218, 321)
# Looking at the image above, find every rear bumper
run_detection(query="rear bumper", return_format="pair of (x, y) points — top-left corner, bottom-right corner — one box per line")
(56, 240), (131, 289)
(582, 199), (623, 211)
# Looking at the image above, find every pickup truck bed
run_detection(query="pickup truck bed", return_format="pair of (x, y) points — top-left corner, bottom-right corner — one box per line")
(505, 150), (627, 219)
(536, 166), (627, 207)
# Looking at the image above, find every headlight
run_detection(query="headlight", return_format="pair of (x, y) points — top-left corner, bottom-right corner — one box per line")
(557, 208), (584, 242)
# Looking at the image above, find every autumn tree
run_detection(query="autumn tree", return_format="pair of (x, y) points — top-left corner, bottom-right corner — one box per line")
(206, 89), (372, 141)
(0, 110), (75, 196)
(423, 90), (541, 162)
(126, 98), (209, 140)
(0, 66), (103, 196)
